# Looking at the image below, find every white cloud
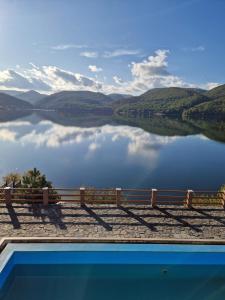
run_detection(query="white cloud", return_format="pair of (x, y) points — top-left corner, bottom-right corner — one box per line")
(0, 69), (50, 91)
(88, 65), (103, 73)
(103, 49), (141, 58)
(51, 44), (87, 50)
(0, 64), (103, 94)
(117, 49), (191, 94)
(203, 82), (221, 90)
(113, 76), (125, 85)
(192, 46), (205, 52)
(0, 49), (220, 95)
(29, 62), (39, 69)
(0, 121), (32, 127)
(183, 45), (205, 52)
(131, 49), (170, 77)
(80, 51), (98, 58)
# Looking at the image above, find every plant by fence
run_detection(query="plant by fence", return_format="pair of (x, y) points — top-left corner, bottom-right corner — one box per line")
(1, 168), (60, 203)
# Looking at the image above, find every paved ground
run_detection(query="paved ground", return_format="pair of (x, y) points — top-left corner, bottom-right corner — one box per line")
(0, 203), (225, 239)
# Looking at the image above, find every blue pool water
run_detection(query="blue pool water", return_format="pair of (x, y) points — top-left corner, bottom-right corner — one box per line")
(1, 244), (225, 300)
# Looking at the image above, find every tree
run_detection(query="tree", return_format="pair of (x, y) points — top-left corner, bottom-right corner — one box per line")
(1, 168), (53, 189)
(20, 168), (59, 202)
(21, 168), (52, 189)
(2, 172), (22, 188)
(1, 168), (59, 203)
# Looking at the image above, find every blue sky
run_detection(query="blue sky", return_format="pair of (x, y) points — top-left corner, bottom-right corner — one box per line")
(0, 0), (225, 94)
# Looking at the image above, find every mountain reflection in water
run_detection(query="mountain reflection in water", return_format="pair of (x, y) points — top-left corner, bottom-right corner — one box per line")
(0, 110), (224, 190)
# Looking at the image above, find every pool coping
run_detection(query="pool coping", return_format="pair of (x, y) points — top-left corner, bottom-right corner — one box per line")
(1, 236), (225, 270)
(2, 236), (225, 252)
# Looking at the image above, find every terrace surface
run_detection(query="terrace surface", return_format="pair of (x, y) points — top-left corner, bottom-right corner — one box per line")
(1, 203), (225, 240)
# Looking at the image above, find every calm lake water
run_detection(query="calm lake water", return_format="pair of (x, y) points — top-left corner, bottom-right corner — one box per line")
(0, 111), (225, 190)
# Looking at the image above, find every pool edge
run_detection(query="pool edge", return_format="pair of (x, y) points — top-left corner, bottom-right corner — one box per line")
(2, 236), (225, 252)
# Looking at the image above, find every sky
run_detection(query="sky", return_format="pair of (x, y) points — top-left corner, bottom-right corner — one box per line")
(0, 0), (225, 95)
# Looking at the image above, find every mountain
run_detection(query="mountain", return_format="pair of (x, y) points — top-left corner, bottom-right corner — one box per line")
(0, 89), (25, 97)
(114, 87), (209, 116)
(108, 93), (133, 101)
(0, 92), (33, 110)
(16, 90), (46, 104)
(36, 90), (113, 115)
(184, 84), (225, 118)
(184, 97), (225, 117)
(205, 84), (225, 99)
(1, 84), (223, 119)
(37, 90), (113, 108)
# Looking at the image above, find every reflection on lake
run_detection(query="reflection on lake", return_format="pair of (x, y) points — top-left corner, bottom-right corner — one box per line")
(0, 111), (225, 189)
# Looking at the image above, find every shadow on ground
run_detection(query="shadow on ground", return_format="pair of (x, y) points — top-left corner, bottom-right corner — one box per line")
(0, 203), (225, 236)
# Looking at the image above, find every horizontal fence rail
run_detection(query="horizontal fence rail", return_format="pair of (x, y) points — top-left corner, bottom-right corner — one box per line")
(0, 187), (224, 208)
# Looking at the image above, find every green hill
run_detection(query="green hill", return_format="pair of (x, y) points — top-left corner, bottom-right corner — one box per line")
(114, 87), (209, 116)
(185, 84), (225, 118)
(108, 93), (133, 101)
(184, 97), (225, 117)
(7, 84), (222, 118)
(205, 84), (225, 99)
(37, 91), (113, 115)
(37, 91), (112, 108)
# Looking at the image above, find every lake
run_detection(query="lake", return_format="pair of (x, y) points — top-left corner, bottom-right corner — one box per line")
(0, 111), (225, 190)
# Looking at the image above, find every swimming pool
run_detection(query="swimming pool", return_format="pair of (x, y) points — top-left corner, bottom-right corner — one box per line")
(1, 243), (225, 300)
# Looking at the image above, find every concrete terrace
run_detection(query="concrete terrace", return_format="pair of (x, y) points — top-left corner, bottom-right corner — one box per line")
(1, 203), (225, 240)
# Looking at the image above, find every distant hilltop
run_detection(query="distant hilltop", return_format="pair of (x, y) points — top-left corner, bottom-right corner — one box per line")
(0, 84), (225, 118)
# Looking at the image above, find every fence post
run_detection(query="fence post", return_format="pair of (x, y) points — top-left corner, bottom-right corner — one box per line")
(80, 187), (85, 206)
(43, 187), (49, 206)
(116, 188), (122, 206)
(151, 189), (157, 207)
(4, 187), (12, 205)
(186, 189), (193, 208)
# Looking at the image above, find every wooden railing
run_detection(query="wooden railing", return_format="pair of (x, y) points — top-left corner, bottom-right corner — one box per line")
(0, 187), (224, 208)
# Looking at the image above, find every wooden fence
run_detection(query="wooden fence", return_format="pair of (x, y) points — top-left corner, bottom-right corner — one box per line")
(0, 187), (225, 208)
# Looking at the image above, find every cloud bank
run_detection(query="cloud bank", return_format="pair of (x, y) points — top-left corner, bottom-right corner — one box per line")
(0, 49), (220, 95)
